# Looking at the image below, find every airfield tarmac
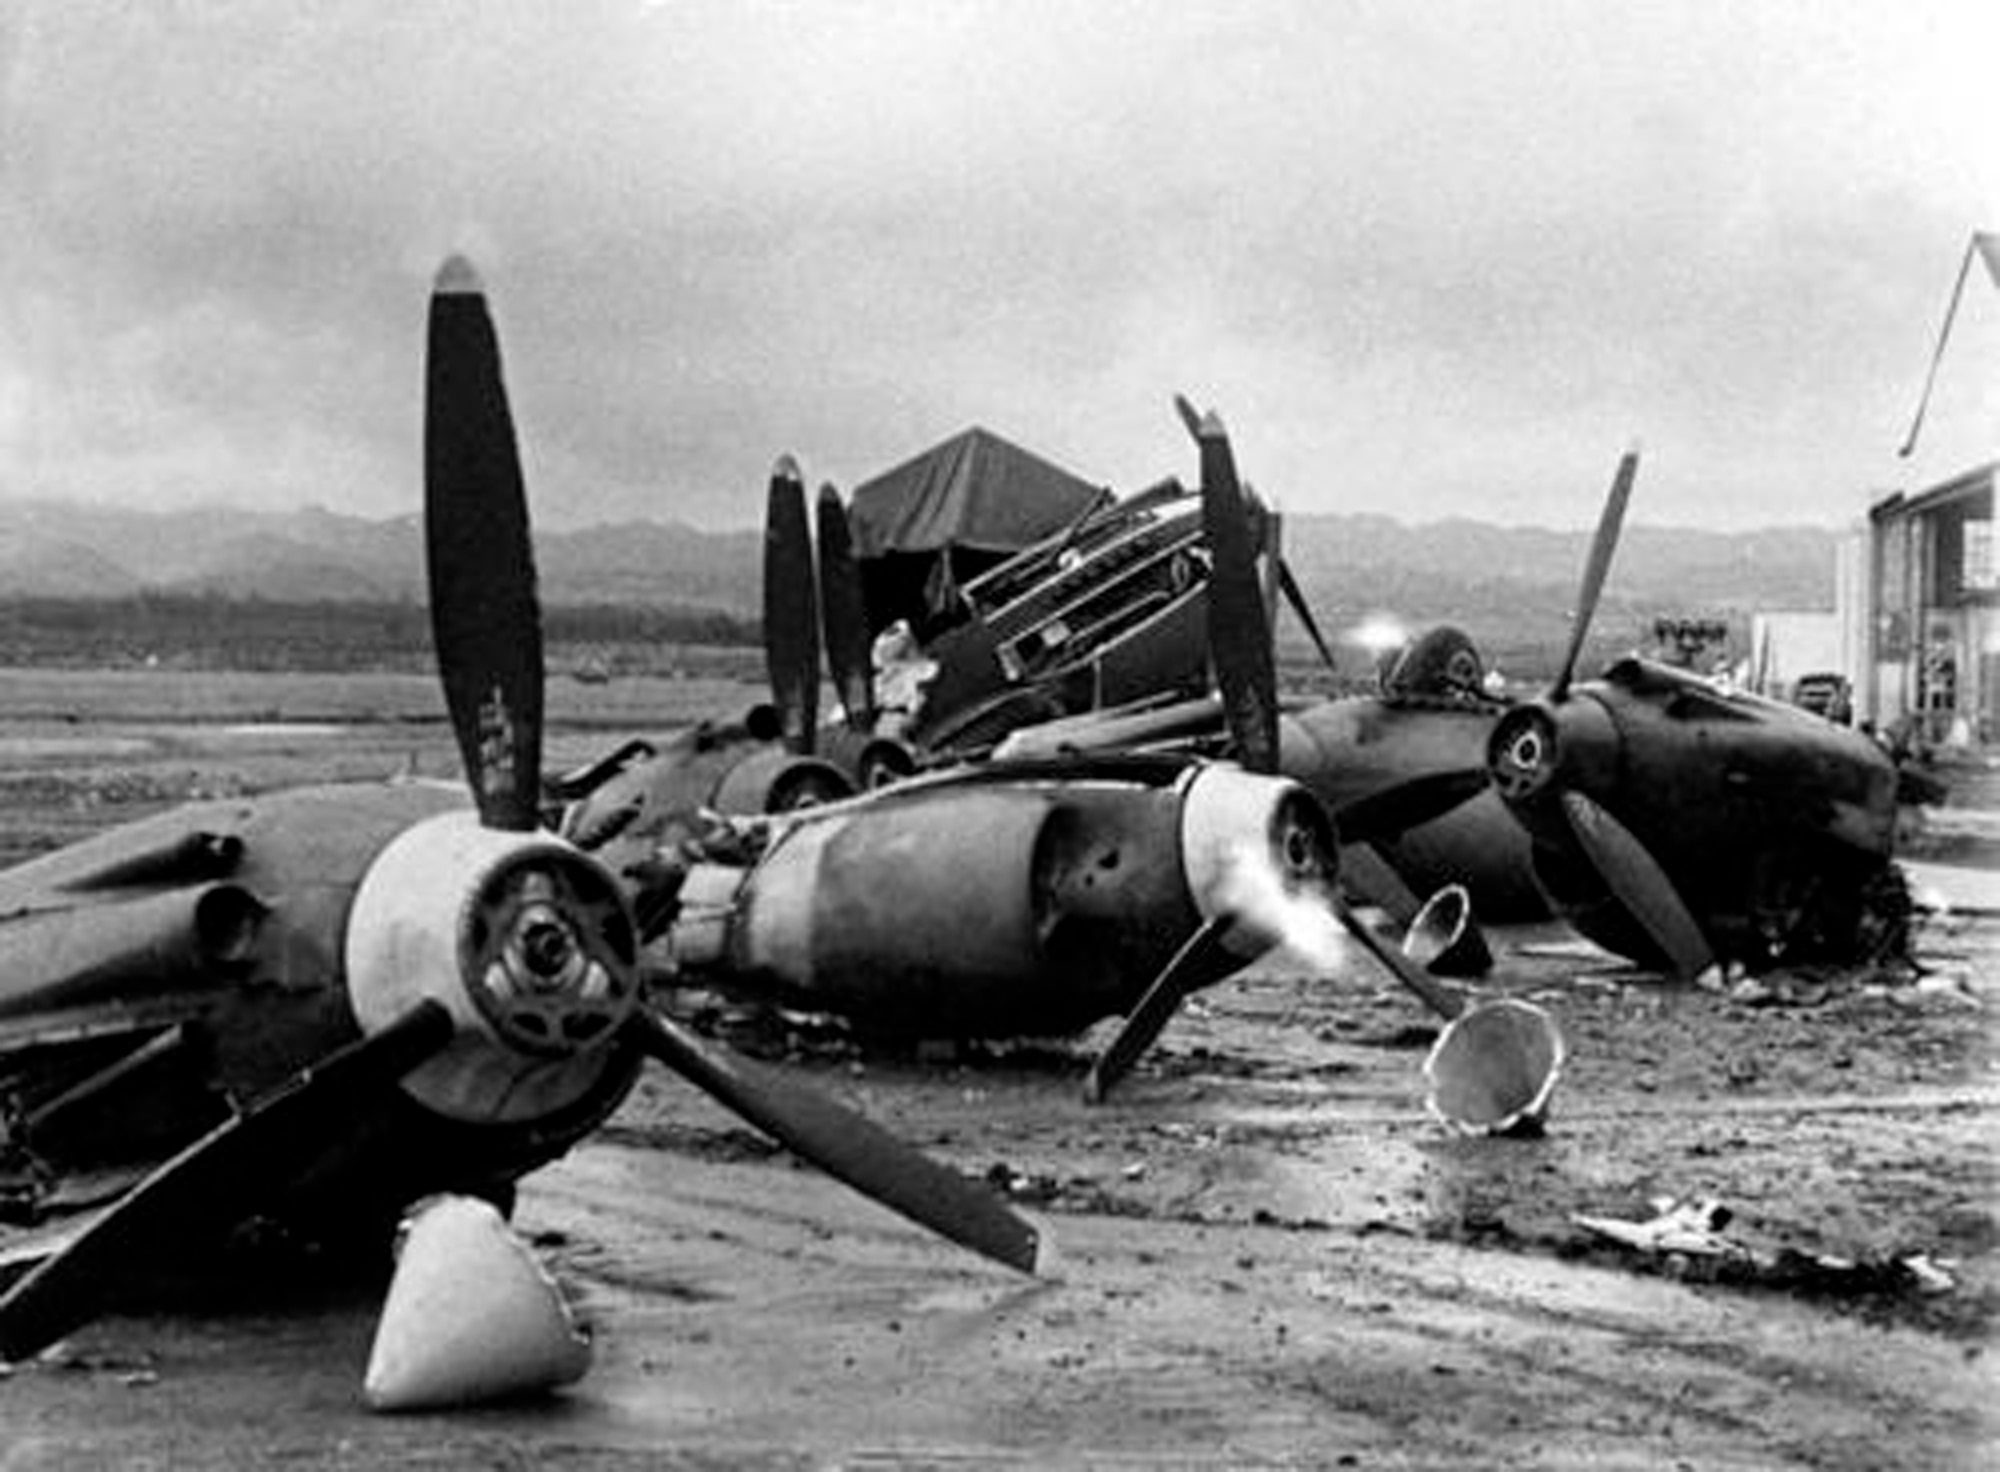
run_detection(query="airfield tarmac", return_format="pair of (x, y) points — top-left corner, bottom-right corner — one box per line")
(0, 678), (1992, 1469)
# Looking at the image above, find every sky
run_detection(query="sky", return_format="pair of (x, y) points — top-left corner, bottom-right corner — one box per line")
(1, 1), (1995, 533)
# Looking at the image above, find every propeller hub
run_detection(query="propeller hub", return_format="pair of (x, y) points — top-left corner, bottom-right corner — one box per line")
(1488, 695), (1622, 816)
(519, 915), (576, 981)
(347, 811), (644, 1125)
(1488, 704), (1562, 803)
(464, 849), (637, 1057)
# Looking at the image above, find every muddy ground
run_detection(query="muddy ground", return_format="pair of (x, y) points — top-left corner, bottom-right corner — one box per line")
(0, 688), (1992, 1469)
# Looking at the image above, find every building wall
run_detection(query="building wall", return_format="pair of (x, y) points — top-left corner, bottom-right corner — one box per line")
(1864, 464), (1997, 747)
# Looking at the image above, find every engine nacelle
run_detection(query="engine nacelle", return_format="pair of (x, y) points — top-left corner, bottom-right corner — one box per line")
(666, 764), (1339, 1037)
(346, 811), (640, 1125)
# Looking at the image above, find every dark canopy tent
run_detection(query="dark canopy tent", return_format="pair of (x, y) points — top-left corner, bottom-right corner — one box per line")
(848, 426), (1110, 638)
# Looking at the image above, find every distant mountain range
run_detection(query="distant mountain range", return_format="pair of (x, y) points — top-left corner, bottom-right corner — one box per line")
(0, 497), (1840, 659)
(0, 500), (761, 614)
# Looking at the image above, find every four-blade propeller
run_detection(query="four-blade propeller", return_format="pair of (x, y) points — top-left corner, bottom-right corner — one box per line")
(433, 261), (1042, 1274)
(1088, 398), (1527, 1104)
(1084, 398), (1566, 1125)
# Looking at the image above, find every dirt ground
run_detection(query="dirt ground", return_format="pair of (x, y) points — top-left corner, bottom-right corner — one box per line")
(0, 683), (1992, 1469)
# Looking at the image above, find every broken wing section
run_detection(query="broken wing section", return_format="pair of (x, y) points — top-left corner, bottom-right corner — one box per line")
(0, 817), (268, 1215)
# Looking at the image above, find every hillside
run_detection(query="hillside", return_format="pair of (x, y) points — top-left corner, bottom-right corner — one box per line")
(0, 497), (1839, 677)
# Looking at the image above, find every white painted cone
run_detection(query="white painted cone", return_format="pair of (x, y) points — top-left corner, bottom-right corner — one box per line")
(364, 1195), (591, 1412)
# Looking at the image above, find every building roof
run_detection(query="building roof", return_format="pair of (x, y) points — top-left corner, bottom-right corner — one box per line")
(1870, 460), (1996, 524)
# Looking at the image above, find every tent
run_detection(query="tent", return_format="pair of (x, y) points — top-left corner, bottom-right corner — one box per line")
(848, 426), (1110, 637)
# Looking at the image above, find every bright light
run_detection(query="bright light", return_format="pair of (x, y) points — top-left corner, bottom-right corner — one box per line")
(1345, 613), (1409, 657)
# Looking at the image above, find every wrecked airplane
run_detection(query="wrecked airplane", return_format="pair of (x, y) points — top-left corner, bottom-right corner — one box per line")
(0, 257), (1046, 1366)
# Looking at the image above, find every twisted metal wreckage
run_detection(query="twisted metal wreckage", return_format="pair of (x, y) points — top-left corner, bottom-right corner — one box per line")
(0, 256), (1916, 1389)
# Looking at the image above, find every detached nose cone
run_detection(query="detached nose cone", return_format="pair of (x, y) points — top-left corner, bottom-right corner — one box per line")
(1424, 998), (1565, 1136)
(1401, 884), (1493, 978)
(365, 1194), (591, 1412)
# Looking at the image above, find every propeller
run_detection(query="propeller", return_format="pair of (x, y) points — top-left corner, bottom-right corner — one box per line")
(1488, 447), (1716, 981)
(1130, 398), (1560, 1121)
(763, 457), (821, 754)
(434, 272), (1036, 1268)
(442, 269), (1038, 1265)
(1083, 402), (1308, 1101)
(815, 482), (878, 731)
(1179, 396), (1480, 885)
(0, 257), (547, 1360)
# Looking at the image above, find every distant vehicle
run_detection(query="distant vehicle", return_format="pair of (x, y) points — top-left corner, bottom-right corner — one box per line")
(1791, 672), (1853, 725)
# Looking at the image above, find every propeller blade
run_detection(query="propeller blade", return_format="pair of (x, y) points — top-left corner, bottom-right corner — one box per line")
(1559, 789), (1715, 980)
(1179, 398), (1280, 774)
(425, 258), (547, 831)
(1083, 916), (1240, 1104)
(1551, 448), (1639, 702)
(0, 1000), (455, 1362)
(1258, 496), (1283, 640)
(1335, 768), (1491, 846)
(815, 482), (877, 731)
(1276, 557), (1339, 676)
(629, 1008), (1044, 1276)
(1331, 899), (1465, 1021)
(763, 458), (821, 754)
(1336, 842), (1425, 926)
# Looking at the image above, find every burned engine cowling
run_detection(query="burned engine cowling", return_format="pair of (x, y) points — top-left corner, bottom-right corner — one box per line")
(667, 764), (1337, 1038)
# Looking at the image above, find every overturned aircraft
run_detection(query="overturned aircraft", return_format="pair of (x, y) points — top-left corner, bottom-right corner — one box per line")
(0, 258), (1045, 1365)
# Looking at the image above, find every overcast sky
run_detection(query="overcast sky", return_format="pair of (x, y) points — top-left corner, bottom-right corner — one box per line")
(2, 1), (1995, 532)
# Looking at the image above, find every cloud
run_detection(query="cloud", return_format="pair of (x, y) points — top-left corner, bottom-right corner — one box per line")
(1, 0), (1993, 530)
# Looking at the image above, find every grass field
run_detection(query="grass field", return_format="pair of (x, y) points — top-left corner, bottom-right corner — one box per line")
(0, 664), (761, 730)
(0, 664), (774, 864)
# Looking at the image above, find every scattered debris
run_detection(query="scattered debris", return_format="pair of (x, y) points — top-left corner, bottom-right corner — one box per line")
(1573, 1196), (1741, 1259)
(1571, 1195), (1960, 1301)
